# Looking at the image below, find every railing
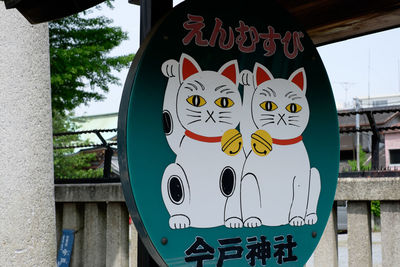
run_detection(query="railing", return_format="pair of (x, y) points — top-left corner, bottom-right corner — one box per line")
(53, 129), (119, 182)
(55, 183), (137, 267)
(313, 177), (400, 267)
(55, 177), (400, 267)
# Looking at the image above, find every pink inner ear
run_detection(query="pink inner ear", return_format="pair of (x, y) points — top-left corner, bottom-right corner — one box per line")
(221, 64), (237, 84)
(291, 72), (304, 90)
(182, 58), (199, 80)
(256, 67), (272, 86)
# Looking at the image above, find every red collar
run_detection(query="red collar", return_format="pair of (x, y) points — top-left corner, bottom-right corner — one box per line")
(185, 130), (222, 143)
(272, 136), (302, 145)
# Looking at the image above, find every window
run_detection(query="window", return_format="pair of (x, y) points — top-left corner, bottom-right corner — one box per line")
(389, 149), (400, 164)
(340, 150), (354, 161)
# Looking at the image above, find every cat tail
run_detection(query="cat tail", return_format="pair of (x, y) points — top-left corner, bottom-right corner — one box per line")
(162, 59), (185, 155)
(239, 70), (256, 156)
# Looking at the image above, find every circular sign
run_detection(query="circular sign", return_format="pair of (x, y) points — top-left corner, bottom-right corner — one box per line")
(118, 0), (339, 266)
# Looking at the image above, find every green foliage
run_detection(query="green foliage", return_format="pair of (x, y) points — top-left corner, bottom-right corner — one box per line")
(49, 5), (134, 113)
(53, 112), (103, 179)
(347, 149), (371, 171)
(371, 200), (380, 217)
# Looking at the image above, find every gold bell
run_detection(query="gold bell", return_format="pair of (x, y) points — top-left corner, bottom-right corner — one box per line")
(251, 130), (273, 156)
(221, 129), (243, 156)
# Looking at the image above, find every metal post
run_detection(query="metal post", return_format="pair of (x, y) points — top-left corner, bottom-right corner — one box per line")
(140, 0), (173, 43)
(354, 98), (361, 171)
(103, 146), (113, 178)
(366, 111), (380, 170)
(138, 0), (173, 266)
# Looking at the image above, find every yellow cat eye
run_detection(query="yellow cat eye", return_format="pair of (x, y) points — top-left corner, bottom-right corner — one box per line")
(186, 95), (206, 107)
(286, 103), (302, 113)
(260, 101), (278, 111)
(215, 97), (234, 108)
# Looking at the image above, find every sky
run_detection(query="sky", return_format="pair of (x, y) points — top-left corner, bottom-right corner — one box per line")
(74, 0), (400, 116)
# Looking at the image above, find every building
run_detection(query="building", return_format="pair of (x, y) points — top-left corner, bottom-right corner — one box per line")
(338, 95), (400, 171)
(73, 112), (119, 177)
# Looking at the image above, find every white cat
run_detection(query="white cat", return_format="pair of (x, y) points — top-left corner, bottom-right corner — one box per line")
(240, 63), (321, 227)
(161, 53), (245, 229)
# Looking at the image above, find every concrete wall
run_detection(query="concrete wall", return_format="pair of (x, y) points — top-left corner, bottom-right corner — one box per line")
(0, 4), (56, 266)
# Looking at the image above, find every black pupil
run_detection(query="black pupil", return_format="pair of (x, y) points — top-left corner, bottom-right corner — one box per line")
(193, 95), (200, 106)
(266, 101), (272, 110)
(221, 97), (228, 107)
(290, 104), (296, 112)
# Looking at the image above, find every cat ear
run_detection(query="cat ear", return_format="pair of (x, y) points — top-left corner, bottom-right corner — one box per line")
(218, 60), (239, 87)
(254, 63), (274, 87)
(179, 53), (201, 82)
(289, 67), (307, 92)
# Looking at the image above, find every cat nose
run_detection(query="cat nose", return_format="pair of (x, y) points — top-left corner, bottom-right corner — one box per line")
(277, 113), (287, 125)
(205, 110), (216, 123)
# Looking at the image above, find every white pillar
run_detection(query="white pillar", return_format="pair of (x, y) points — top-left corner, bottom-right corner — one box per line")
(314, 207), (338, 267)
(0, 3), (56, 266)
(106, 203), (129, 267)
(381, 201), (400, 267)
(347, 201), (372, 267)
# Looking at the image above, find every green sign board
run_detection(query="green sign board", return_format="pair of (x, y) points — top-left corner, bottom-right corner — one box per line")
(118, 0), (339, 266)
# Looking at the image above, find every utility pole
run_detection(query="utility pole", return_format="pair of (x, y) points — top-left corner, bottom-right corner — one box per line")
(354, 98), (361, 171)
(336, 82), (356, 108)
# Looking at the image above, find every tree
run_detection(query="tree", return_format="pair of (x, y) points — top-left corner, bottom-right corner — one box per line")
(53, 112), (104, 179)
(49, 5), (134, 113)
(51, 4), (133, 178)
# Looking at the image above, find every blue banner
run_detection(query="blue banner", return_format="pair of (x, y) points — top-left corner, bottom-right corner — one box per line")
(57, 229), (75, 267)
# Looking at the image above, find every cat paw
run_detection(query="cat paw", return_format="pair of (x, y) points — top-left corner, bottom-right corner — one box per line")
(239, 70), (252, 86)
(289, 216), (305, 227)
(161, 59), (179, 78)
(305, 213), (318, 225)
(169, 215), (190, 229)
(225, 217), (243, 228)
(244, 217), (262, 228)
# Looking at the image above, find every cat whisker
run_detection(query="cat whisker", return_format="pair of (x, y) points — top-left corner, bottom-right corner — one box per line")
(186, 108), (201, 114)
(261, 121), (274, 127)
(289, 123), (300, 127)
(219, 111), (231, 114)
(219, 116), (232, 119)
(187, 114), (201, 118)
(261, 114), (274, 116)
(288, 119), (298, 122)
(260, 118), (274, 121)
(219, 120), (233, 125)
(288, 115), (299, 118)
(187, 119), (202, 125)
